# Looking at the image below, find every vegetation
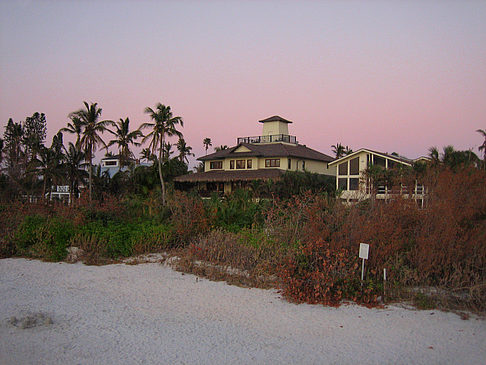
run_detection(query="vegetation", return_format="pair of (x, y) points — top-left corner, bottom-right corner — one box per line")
(1, 108), (485, 313)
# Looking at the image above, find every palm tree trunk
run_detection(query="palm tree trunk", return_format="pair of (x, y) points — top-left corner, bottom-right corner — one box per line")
(158, 143), (166, 206)
(89, 158), (93, 203)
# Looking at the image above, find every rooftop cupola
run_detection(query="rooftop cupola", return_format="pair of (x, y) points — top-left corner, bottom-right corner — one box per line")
(237, 115), (297, 144)
(259, 115), (292, 136)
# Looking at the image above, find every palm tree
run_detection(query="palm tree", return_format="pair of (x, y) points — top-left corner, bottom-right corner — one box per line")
(428, 146), (440, 166)
(139, 103), (183, 205)
(69, 102), (111, 203)
(203, 138), (212, 155)
(60, 115), (84, 149)
(63, 142), (87, 205)
(36, 146), (64, 201)
(162, 142), (174, 161)
(331, 143), (345, 158)
(176, 138), (194, 163)
(140, 148), (155, 163)
(344, 146), (353, 155)
(214, 145), (228, 152)
(107, 117), (142, 168)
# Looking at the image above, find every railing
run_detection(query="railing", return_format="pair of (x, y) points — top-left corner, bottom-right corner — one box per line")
(237, 134), (297, 144)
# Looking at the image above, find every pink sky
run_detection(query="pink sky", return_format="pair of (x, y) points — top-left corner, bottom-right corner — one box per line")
(1, 1), (485, 166)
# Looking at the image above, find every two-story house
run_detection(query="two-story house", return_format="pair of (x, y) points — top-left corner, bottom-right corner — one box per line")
(328, 148), (428, 206)
(175, 116), (335, 195)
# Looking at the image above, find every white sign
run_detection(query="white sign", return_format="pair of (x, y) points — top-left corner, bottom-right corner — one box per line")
(359, 243), (369, 260)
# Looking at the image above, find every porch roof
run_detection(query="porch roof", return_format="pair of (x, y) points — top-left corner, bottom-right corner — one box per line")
(174, 169), (284, 183)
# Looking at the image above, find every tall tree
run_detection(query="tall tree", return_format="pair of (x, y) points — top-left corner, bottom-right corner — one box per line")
(60, 115), (84, 149)
(331, 143), (345, 158)
(63, 142), (87, 205)
(69, 102), (111, 203)
(107, 117), (142, 168)
(176, 138), (194, 163)
(139, 103), (183, 205)
(23, 112), (47, 163)
(203, 138), (212, 155)
(3, 118), (25, 184)
(35, 143), (64, 201)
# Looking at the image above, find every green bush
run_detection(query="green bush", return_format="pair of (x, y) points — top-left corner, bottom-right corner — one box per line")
(15, 215), (74, 261)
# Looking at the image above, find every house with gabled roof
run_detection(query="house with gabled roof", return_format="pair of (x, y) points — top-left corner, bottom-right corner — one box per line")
(175, 116), (335, 195)
(328, 148), (429, 205)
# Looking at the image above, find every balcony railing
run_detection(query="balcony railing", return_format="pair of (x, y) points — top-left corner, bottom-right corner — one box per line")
(237, 134), (297, 145)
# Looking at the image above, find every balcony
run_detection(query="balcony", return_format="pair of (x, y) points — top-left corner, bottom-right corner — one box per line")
(237, 134), (297, 145)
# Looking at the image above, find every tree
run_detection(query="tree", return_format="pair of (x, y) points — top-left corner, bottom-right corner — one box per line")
(477, 129), (486, 165)
(69, 102), (111, 203)
(35, 143), (64, 201)
(0, 138), (3, 165)
(344, 145), (353, 155)
(140, 148), (155, 163)
(23, 112), (47, 163)
(107, 117), (142, 168)
(331, 143), (345, 158)
(203, 138), (212, 155)
(214, 145), (228, 152)
(162, 142), (174, 161)
(3, 118), (25, 185)
(63, 142), (87, 205)
(60, 115), (84, 149)
(176, 138), (194, 163)
(139, 103), (184, 205)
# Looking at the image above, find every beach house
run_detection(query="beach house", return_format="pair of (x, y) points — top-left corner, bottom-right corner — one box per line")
(174, 116), (335, 195)
(328, 148), (428, 205)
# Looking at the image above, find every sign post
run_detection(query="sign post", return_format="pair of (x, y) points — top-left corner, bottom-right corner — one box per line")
(383, 268), (387, 303)
(359, 243), (369, 287)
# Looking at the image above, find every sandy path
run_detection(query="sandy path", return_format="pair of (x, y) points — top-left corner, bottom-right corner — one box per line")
(1, 258), (484, 364)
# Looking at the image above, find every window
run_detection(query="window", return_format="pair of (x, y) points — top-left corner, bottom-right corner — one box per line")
(349, 178), (359, 190)
(236, 160), (245, 169)
(374, 156), (386, 168)
(338, 178), (348, 191)
(388, 159), (396, 169)
(247, 159), (252, 169)
(349, 157), (359, 175)
(302, 161), (305, 170)
(338, 161), (348, 175)
(210, 161), (222, 170)
(265, 159), (280, 167)
(230, 160), (235, 169)
(288, 158), (291, 170)
(105, 160), (117, 166)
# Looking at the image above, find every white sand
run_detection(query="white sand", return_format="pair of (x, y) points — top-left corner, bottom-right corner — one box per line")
(1, 258), (485, 365)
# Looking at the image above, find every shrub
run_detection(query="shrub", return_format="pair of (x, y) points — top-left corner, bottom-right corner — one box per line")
(15, 215), (74, 261)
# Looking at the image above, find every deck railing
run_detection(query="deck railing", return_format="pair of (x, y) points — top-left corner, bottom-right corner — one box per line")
(237, 134), (297, 144)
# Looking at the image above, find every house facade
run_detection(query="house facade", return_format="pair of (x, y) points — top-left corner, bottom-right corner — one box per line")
(328, 148), (427, 205)
(175, 116), (335, 195)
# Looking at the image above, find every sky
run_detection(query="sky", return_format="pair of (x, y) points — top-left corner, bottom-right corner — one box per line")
(1, 0), (485, 167)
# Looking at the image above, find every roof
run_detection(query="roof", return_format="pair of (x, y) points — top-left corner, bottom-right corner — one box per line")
(328, 148), (413, 166)
(174, 169), (285, 183)
(199, 142), (334, 163)
(258, 115), (292, 124)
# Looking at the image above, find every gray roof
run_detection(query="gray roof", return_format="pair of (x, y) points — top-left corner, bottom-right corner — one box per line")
(199, 143), (334, 163)
(258, 115), (292, 124)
